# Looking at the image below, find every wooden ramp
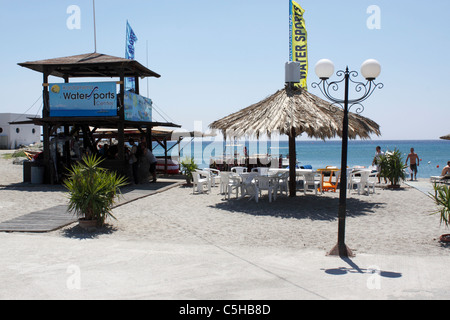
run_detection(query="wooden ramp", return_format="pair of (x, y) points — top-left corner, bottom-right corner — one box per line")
(0, 179), (184, 233)
(0, 205), (76, 233)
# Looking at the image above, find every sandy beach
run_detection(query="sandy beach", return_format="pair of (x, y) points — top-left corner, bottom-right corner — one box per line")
(1, 150), (448, 256)
(1, 150), (450, 300)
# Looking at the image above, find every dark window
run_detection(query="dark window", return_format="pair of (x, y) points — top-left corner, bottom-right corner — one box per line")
(16, 128), (20, 133)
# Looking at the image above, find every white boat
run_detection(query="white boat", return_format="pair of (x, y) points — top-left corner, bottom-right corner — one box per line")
(156, 158), (179, 174)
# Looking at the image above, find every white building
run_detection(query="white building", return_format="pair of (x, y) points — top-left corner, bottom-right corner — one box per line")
(0, 113), (41, 149)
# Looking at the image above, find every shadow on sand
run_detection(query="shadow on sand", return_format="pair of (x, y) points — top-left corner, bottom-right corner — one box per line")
(210, 194), (385, 221)
(61, 223), (119, 240)
(323, 256), (402, 279)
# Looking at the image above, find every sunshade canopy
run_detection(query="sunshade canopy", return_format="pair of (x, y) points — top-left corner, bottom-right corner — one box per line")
(209, 87), (381, 140)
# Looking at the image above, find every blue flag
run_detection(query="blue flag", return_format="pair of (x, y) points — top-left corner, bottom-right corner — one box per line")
(125, 21), (138, 91)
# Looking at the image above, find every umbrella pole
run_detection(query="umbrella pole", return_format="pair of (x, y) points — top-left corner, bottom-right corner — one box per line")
(289, 128), (296, 197)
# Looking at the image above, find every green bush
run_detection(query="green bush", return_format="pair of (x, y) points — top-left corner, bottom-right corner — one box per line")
(180, 156), (198, 183)
(379, 149), (407, 187)
(63, 154), (127, 226)
(431, 184), (450, 227)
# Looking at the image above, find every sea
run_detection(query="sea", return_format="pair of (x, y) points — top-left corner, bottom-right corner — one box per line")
(152, 139), (449, 179)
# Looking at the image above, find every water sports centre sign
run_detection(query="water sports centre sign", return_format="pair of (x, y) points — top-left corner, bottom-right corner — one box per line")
(49, 82), (117, 117)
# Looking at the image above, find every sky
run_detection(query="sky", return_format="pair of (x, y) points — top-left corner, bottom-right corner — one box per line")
(1, 0), (450, 141)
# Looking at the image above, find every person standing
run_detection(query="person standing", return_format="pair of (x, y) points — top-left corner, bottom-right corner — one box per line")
(141, 142), (157, 183)
(128, 138), (139, 184)
(405, 148), (420, 181)
(372, 146), (385, 183)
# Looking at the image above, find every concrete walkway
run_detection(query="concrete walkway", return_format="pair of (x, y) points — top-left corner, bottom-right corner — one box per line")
(1, 233), (450, 300)
(404, 178), (435, 196)
(2, 177), (450, 300)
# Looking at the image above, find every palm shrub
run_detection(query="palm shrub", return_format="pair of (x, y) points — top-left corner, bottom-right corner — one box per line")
(379, 149), (407, 187)
(431, 184), (450, 227)
(63, 154), (127, 226)
(180, 156), (198, 184)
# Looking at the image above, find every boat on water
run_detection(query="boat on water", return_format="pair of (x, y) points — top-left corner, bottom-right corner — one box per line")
(156, 157), (180, 174)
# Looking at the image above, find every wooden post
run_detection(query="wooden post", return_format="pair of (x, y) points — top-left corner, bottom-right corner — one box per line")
(118, 75), (125, 161)
(134, 76), (140, 94)
(164, 138), (168, 176)
(147, 126), (152, 151)
(288, 128), (297, 197)
(42, 69), (52, 184)
(63, 76), (70, 164)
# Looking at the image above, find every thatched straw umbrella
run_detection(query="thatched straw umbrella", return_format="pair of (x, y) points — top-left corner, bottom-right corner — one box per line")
(440, 134), (450, 141)
(209, 86), (381, 197)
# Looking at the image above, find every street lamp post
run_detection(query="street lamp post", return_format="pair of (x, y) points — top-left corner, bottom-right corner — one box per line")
(312, 59), (383, 257)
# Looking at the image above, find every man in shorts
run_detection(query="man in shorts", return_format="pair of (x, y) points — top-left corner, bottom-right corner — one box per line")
(405, 148), (420, 181)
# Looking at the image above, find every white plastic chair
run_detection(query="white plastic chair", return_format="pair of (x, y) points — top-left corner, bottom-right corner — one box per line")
(275, 172), (289, 196)
(203, 168), (221, 187)
(366, 172), (377, 195)
(231, 166), (247, 174)
(255, 176), (277, 202)
(353, 171), (371, 195)
(227, 174), (241, 199)
(251, 167), (269, 176)
(346, 168), (354, 190)
(240, 172), (259, 202)
(219, 171), (230, 194)
(348, 170), (360, 192)
(192, 171), (211, 194)
(302, 172), (320, 195)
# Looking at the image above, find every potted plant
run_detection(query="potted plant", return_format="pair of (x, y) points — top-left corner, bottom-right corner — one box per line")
(430, 184), (450, 242)
(379, 149), (407, 188)
(180, 156), (198, 184)
(63, 154), (127, 230)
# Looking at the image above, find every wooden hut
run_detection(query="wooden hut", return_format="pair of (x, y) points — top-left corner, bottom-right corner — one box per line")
(18, 52), (181, 184)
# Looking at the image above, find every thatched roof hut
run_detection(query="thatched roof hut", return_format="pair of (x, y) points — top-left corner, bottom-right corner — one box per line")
(209, 86), (381, 197)
(18, 52), (161, 78)
(210, 87), (380, 140)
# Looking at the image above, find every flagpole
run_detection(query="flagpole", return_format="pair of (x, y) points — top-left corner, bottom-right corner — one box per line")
(93, 0), (97, 52)
(146, 40), (149, 98)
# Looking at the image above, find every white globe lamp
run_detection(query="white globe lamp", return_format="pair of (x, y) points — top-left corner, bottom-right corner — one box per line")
(315, 59), (335, 80)
(361, 59), (381, 80)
